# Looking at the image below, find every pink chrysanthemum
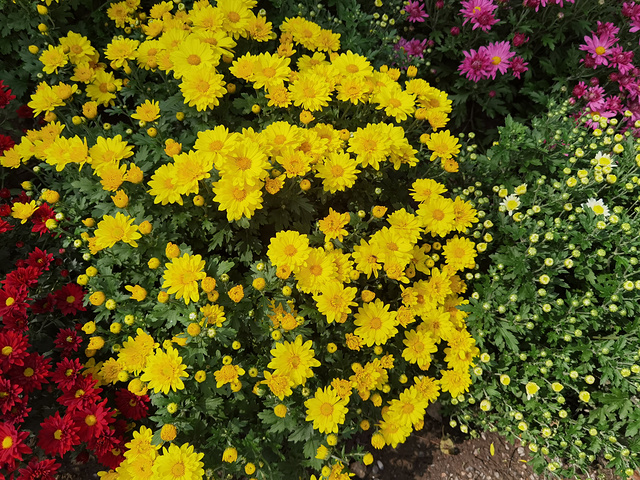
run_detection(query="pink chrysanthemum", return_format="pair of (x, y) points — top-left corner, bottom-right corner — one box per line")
(484, 41), (515, 78)
(609, 46), (635, 74)
(585, 85), (607, 112)
(460, 0), (499, 32)
(404, 0), (429, 22)
(510, 56), (528, 79)
(579, 33), (617, 67)
(458, 48), (494, 82)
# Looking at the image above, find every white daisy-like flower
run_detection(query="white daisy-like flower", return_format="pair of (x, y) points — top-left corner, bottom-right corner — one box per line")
(500, 194), (520, 216)
(594, 151), (615, 167)
(584, 197), (610, 217)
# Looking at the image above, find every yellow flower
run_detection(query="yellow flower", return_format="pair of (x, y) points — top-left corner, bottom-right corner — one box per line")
(148, 164), (183, 205)
(214, 363), (245, 388)
(439, 368), (472, 397)
(212, 176), (264, 221)
(348, 123), (393, 170)
(353, 299), (398, 347)
(315, 151), (360, 193)
(425, 130), (460, 161)
(312, 282), (358, 324)
(94, 212), (142, 250)
(10, 201), (38, 224)
(153, 443), (204, 479)
(418, 195), (456, 238)
(288, 72), (332, 111)
(162, 253), (207, 305)
(318, 208), (350, 242)
(294, 247), (337, 295)
(222, 447), (238, 463)
(268, 335), (320, 387)
(131, 99), (161, 123)
(442, 236), (477, 272)
(110, 189), (129, 208)
(402, 329), (437, 369)
(267, 230), (311, 272)
(274, 404), (288, 418)
(125, 284), (147, 302)
(105, 38), (140, 69)
(179, 64), (227, 111)
(140, 344), (189, 394)
(304, 386), (348, 434)
(39, 45), (68, 74)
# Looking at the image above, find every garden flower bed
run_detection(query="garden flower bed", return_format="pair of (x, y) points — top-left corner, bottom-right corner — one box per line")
(0, 1), (639, 480)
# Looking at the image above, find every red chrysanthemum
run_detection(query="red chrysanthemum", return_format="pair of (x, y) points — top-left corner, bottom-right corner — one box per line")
(0, 378), (23, 415)
(30, 203), (56, 236)
(0, 422), (31, 471)
(72, 398), (115, 443)
(26, 248), (54, 272)
(38, 411), (80, 457)
(16, 457), (61, 480)
(50, 357), (84, 391)
(9, 352), (51, 394)
(54, 283), (87, 316)
(0, 204), (11, 216)
(4, 395), (32, 426)
(2, 266), (40, 292)
(0, 286), (31, 321)
(31, 293), (56, 315)
(0, 80), (16, 109)
(114, 388), (150, 420)
(52, 328), (83, 358)
(57, 374), (102, 411)
(0, 219), (13, 234)
(0, 329), (28, 371)
(0, 134), (15, 154)
(90, 429), (126, 470)
(16, 105), (33, 120)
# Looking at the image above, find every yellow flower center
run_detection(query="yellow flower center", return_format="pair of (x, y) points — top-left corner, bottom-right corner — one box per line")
(65, 368), (74, 376)
(187, 54), (201, 66)
(1, 346), (12, 356)
(172, 462), (186, 476)
(491, 56), (501, 65)
(2, 436), (13, 449)
(5, 297), (15, 307)
(413, 341), (425, 353)
(473, 6), (481, 12)
(595, 46), (606, 55)
(389, 98), (402, 108)
(75, 389), (85, 398)
(331, 165), (345, 177)
(227, 11), (241, 23)
(24, 367), (34, 377)
(432, 209), (445, 221)
(263, 66), (276, 78)
(232, 187), (247, 201)
(401, 402), (415, 414)
(54, 429), (63, 440)
(346, 64), (359, 74)
(309, 264), (322, 276)
(284, 245), (297, 256)
(66, 295), (75, 304)
(369, 316), (382, 329)
(99, 83), (109, 93)
(320, 402), (334, 416)
(85, 414), (97, 426)
(288, 354), (301, 368)
(209, 140), (223, 151)
(195, 79), (210, 94)
(235, 156), (251, 170)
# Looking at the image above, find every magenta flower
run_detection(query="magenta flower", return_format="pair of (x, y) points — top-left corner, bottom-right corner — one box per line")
(585, 85), (606, 112)
(484, 41), (515, 79)
(512, 32), (529, 47)
(609, 46), (635, 74)
(458, 48), (494, 82)
(404, 0), (429, 22)
(579, 33), (618, 67)
(460, 0), (499, 32)
(510, 56), (528, 79)
(396, 38), (428, 58)
(596, 21), (620, 38)
(572, 82), (588, 99)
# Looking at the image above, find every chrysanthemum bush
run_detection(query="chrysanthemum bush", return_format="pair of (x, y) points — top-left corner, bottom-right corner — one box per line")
(1, 1), (483, 479)
(369, 0), (640, 139)
(442, 104), (640, 478)
(0, 184), (155, 478)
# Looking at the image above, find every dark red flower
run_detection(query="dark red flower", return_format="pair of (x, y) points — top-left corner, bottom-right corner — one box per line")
(114, 389), (150, 420)
(54, 283), (86, 315)
(0, 80), (16, 109)
(57, 374), (102, 411)
(12, 191), (30, 204)
(90, 429), (125, 470)
(72, 398), (115, 442)
(0, 205), (10, 217)
(0, 422), (31, 471)
(0, 134), (14, 154)
(15, 105), (34, 120)
(0, 329), (28, 371)
(38, 411), (80, 457)
(30, 204), (55, 236)
(0, 378), (23, 415)
(51, 357), (84, 391)
(16, 457), (60, 480)
(0, 287), (31, 322)
(0, 219), (12, 234)
(26, 248), (54, 272)
(4, 395), (31, 426)
(30, 293), (56, 315)
(1, 311), (29, 332)
(2, 266), (40, 292)
(52, 328), (83, 358)
(9, 353), (51, 394)
(0, 189), (9, 200)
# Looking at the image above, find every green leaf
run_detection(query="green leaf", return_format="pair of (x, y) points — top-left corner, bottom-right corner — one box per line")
(288, 423), (314, 443)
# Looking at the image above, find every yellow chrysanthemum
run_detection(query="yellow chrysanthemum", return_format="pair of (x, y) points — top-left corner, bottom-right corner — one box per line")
(212, 176), (264, 221)
(162, 253), (207, 305)
(353, 299), (398, 347)
(118, 329), (158, 375)
(442, 236), (477, 272)
(105, 38), (140, 69)
(425, 130), (461, 161)
(216, 139), (270, 185)
(267, 335), (321, 387)
(452, 196), (478, 233)
(312, 282), (358, 324)
(140, 344), (189, 394)
(267, 230), (312, 272)
(410, 178), (447, 203)
(318, 208), (350, 242)
(131, 99), (161, 123)
(170, 35), (219, 79)
(173, 150), (214, 195)
(418, 195), (456, 238)
(148, 163), (183, 205)
(347, 123), (393, 170)
(94, 212), (142, 250)
(152, 443), (204, 480)
(294, 247), (337, 295)
(373, 84), (416, 123)
(27, 82), (65, 117)
(288, 72), (332, 111)
(315, 150), (360, 193)
(304, 386), (349, 434)
(439, 368), (472, 398)
(86, 70), (123, 106)
(179, 64), (226, 111)
(214, 364), (245, 388)
(39, 45), (68, 74)
(352, 239), (382, 279)
(402, 329), (438, 370)
(251, 52), (291, 90)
